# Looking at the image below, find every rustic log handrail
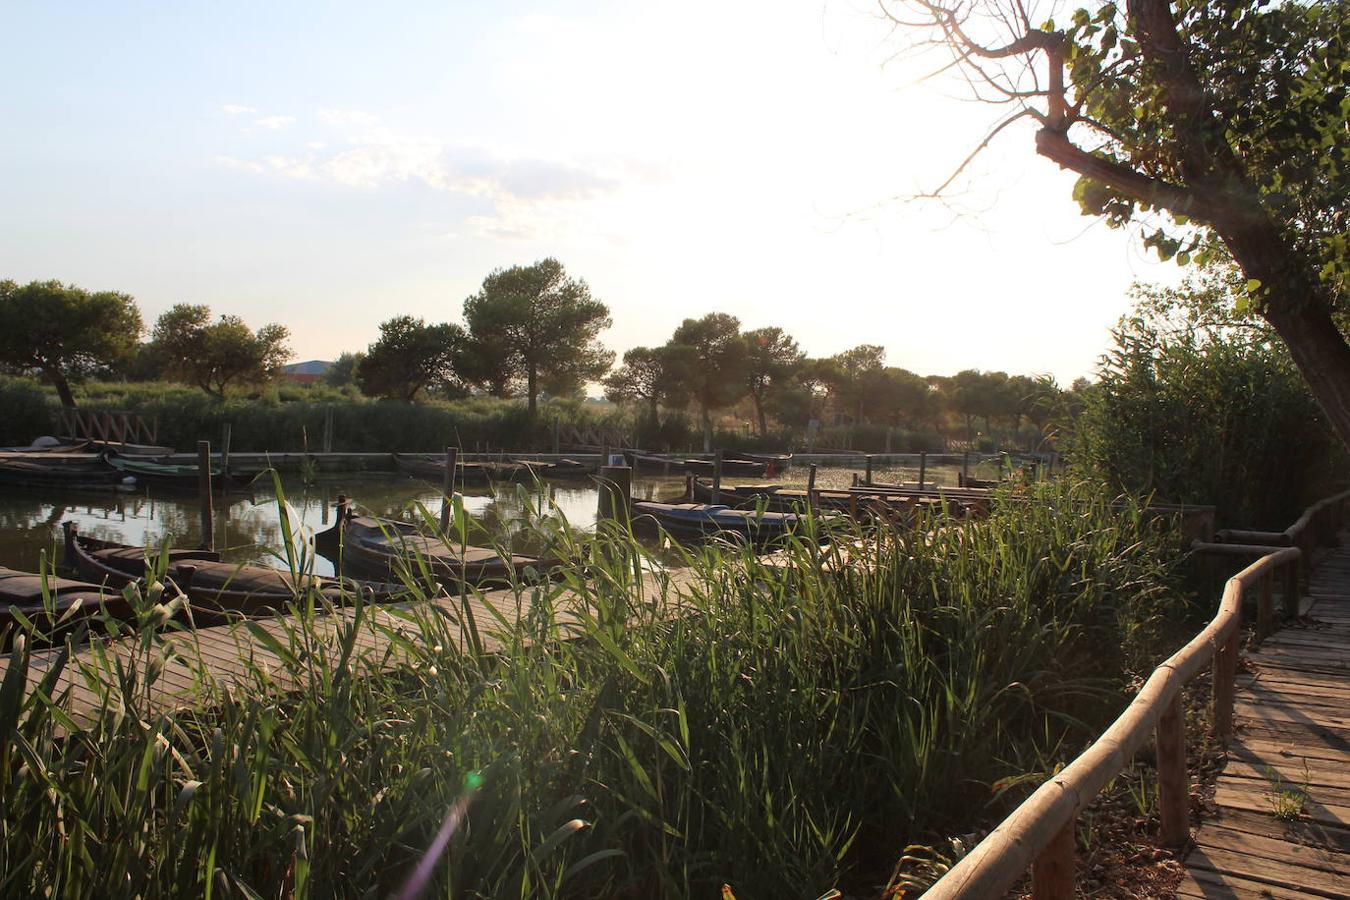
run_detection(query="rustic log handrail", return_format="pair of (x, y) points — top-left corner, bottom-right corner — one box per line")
(923, 487), (1350, 899)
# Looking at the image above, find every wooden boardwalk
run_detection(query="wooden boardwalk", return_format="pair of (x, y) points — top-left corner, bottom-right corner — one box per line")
(0, 568), (697, 729)
(1178, 537), (1350, 898)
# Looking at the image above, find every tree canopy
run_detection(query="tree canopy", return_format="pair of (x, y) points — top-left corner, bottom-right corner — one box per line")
(151, 304), (291, 398)
(668, 313), (749, 451)
(742, 327), (805, 435)
(882, 0), (1350, 449)
(603, 345), (694, 415)
(0, 279), (142, 407)
(357, 316), (465, 401)
(462, 258), (613, 413)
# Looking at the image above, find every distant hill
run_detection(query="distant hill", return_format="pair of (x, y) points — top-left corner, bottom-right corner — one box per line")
(281, 359), (333, 383)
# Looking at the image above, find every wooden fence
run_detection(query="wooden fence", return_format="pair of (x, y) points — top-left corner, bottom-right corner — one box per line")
(923, 488), (1350, 899)
(58, 408), (158, 446)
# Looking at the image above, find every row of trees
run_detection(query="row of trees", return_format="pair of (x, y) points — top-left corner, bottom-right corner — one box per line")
(0, 279), (292, 405)
(603, 314), (1071, 449)
(353, 258), (613, 413)
(1, 266), (1071, 450)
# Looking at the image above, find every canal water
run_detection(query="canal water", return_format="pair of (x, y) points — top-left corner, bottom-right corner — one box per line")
(0, 461), (963, 577)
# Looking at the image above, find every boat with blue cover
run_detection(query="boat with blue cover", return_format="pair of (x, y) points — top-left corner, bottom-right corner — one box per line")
(629, 500), (808, 543)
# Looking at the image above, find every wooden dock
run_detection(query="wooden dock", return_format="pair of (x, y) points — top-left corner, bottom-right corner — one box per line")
(1177, 536), (1350, 898)
(0, 568), (698, 729)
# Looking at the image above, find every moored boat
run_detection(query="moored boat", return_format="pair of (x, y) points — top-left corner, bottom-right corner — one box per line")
(64, 523), (404, 618)
(0, 455), (134, 491)
(315, 504), (557, 585)
(392, 453), (534, 485)
(0, 566), (131, 646)
(103, 452), (256, 490)
(629, 500), (808, 544)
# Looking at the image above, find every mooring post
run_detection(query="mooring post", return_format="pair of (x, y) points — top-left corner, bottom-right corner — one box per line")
(807, 463), (818, 515)
(864, 453), (873, 485)
(597, 464), (632, 524)
(918, 451), (927, 488)
(220, 423), (232, 480)
(440, 446), (459, 534)
(712, 449), (724, 505)
(197, 440), (214, 551)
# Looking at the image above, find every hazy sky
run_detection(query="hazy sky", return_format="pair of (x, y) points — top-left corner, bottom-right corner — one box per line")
(0, 1), (1176, 383)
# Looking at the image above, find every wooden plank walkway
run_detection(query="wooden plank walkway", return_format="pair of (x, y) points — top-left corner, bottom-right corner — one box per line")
(0, 567), (698, 728)
(1178, 537), (1350, 899)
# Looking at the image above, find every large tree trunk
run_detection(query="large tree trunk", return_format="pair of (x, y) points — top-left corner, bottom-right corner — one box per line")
(527, 365), (538, 415)
(701, 405), (712, 453)
(1261, 298), (1350, 451)
(46, 368), (76, 408)
(753, 392), (768, 436)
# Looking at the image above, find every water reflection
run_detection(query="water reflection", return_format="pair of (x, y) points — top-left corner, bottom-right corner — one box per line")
(0, 473), (687, 577)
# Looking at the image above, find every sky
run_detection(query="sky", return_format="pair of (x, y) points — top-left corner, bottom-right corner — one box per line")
(0, 0), (1177, 384)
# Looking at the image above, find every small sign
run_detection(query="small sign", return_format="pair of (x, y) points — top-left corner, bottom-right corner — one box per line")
(608, 452), (626, 467)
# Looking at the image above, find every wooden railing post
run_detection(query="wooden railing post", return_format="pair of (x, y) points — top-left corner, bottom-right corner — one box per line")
(1157, 691), (1189, 848)
(1031, 819), (1075, 900)
(197, 440), (214, 552)
(1284, 556), (1302, 619)
(1256, 569), (1275, 639)
(1213, 629), (1238, 741)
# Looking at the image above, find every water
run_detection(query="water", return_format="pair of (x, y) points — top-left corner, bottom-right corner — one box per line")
(0, 462), (973, 578)
(1, 473), (687, 577)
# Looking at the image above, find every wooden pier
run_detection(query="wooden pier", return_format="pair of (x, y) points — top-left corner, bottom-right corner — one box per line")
(1177, 536), (1350, 899)
(0, 568), (696, 730)
(923, 489), (1350, 899)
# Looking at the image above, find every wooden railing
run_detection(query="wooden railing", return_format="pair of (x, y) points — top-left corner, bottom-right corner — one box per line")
(58, 408), (158, 446)
(923, 488), (1350, 899)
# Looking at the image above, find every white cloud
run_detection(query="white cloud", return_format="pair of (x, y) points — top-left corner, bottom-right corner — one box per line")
(253, 115), (296, 130)
(213, 154), (264, 173)
(221, 103), (257, 115)
(213, 108), (664, 241)
(316, 107), (380, 128)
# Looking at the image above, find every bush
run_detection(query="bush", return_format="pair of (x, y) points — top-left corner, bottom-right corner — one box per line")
(1073, 271), (1346, 527)
(0, 375), (58, 445)
(0, 480), (1190, 897)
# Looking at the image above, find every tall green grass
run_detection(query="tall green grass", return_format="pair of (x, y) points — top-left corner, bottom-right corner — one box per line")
(0, 479), (1188, 898)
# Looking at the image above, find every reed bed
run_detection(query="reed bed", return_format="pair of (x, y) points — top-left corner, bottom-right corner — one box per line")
(0, 480), (1189, 899)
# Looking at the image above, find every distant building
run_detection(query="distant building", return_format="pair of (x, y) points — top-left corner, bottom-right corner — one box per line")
(281, 359), (333, 384)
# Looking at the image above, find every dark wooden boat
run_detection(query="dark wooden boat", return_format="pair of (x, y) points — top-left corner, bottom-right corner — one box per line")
(0, 567), (132, 647)
(0, 455), (134, 491)
(725, 451), (792, 476)
(511, 458), (595, 480)
(623, 451), (686, 474)
(103, 452), (257, 490)
(630, 500), (807, 544)
(315, 508), (555, 585)
(392, 453), (533, 485)
(682, 456), (771, 478)
(687, 477), (852, 513)
(958, 472), (1000, 489)
(64, 523), (405, 617)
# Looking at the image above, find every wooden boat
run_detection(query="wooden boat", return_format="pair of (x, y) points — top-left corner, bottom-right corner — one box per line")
(958, 472), (1000, 489)
(624, 451), (686, 474)
(630, 500), (808, 544)
(103, 452), (256, 489)
(687, 477), (852, 513)
(315, 507), (555, 585)
(391, 453), (534, 485)
(725, 451), (792, 476)
(0, 455), (134, 491)
(682, 456), (771, 478)
(64, 523), (404, 617)
(511, 458), (595, 480)
(0, 567), (132, 647)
